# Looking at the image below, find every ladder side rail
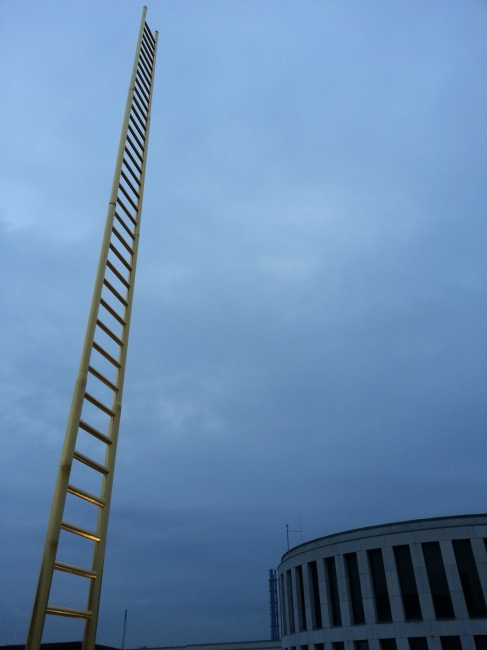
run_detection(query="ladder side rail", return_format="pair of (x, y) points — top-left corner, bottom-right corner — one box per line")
(25, 8), (150, 650)
(82, 25), (158, 650)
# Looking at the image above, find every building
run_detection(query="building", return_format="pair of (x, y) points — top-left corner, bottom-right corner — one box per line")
(278, 514), (487, 650)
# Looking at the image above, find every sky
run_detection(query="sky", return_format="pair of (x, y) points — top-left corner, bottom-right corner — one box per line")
(1, 0), (486, 647)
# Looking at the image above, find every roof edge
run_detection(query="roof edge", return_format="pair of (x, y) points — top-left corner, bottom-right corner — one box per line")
(280, 513), (487, 564)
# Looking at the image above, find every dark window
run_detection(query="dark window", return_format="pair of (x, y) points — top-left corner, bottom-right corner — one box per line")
(440, 638), (462, 650)
(393, 545), (422, 620)
(452, 539), (487, 618)
(408, 639), (428, 650)
(296, 565), (307, 631)
(286, 570), (295, 633)
(325, 557), (342, 626)
(422, 542), (455, 619)
(301, 646), (308, 650)
(368, 548), (393, 622)
(475, 637), (487, 650)
(308, 561), (322, 628)
(380, 640), (397, 650)
(314, 644), (324, 650)
(345, 552), (365, 624)
(280, 574), (287, 636)
(332, 643), (344, 650)
(354, 641), (369, 650)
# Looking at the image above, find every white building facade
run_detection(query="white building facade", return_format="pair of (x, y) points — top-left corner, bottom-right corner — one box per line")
(278, 515), (487, 650)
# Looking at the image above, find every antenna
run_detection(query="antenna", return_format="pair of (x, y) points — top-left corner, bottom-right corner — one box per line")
(286, 518), (303, 551)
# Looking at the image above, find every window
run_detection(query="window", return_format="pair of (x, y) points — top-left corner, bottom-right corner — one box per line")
(332, 643), (344, 650)
(296, 565), (307, 631)
(368, 548), (392, 622)
(325, 557), (342, 626)
(286, 570), (295, 634)
(308, 560), (322, 628)
(354, 641), (369, 650)
(345, 553), (365, 624)
(393, 545), (422, 620)
(301, 646), (308, 650)
(474, 637), (487, 650)
(422, 542), (455, 619)
(380, 640), (397, 650)
(452, 539), (487, 618)
(440, 638), (462, 650)
(408, 638), (429, 650)
(314, 644), (324, 650)
(280, 574), (288, 636)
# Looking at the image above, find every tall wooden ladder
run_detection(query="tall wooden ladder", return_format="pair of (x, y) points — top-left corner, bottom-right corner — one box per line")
(26, 8), (158, 650)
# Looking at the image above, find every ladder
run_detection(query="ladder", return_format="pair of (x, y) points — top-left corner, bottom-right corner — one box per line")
(26, 8), (158, 650)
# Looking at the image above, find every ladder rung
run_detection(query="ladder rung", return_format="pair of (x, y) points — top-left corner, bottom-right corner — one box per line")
(117, 196), (137, 226)
(120, 158), (140, 190)
(113, 219), (135, 244)
(127, 134), (144, 162)
(124, 146), (142, 175)
(123, 157), (141, 186)
(96, 318), (124, 346)
(128, 124), (145, 154)
(85, 391), (116, 417)
(107, 259), (130, 289)
(135, 70), (151, 98)
(141, 37), (154, 62)
(138, 47), (152, 73)
(144, 22), (155, 45)
(142, 42), (154, 61)
(135, 77), (150, 106)
(101, 294), (127, 323)
(129, 112), (146, 142)
(133, 86), (149, 115)
(143, 28), (155, 50)
(88, 365), (119, 392)
(46, 604), (92, 619)
(73, 449), (109, 475)
(137, 57), (152, 87)
(109, 243), (132, 274)
(54, 560), (97, 579)
(130, 103), (147, 134)
(119, 182), (139, 213)
(121, 169), (140, 199)
(68, 482), (106, 506)
(137, 62), (152, 91)
(140, 38), (153, 62)
(61, 520), (101, 542)
(79, 419), (112, 445)
(115, 209), (136, 234)
(139, 45), (153, 71)
(143, 25), (155, 47)
(92, 341), (121, 369)
(103, 278), (128, 307)
(109, 235), (134, 266)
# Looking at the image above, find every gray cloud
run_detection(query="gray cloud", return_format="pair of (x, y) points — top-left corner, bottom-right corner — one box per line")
(1, 0), (486, 647)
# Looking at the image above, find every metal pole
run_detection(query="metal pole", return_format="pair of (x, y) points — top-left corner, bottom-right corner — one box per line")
(122, 609), (128, 650)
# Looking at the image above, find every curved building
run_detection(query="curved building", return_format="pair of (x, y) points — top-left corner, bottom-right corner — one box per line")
(278, 515), (487, 650)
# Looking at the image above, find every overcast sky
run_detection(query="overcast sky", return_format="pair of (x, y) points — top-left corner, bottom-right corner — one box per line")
(1, 0), (486, 647)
